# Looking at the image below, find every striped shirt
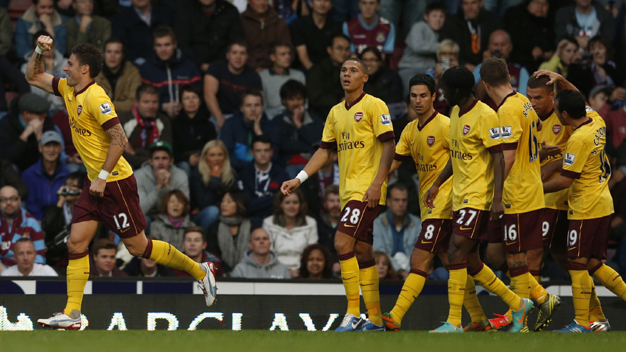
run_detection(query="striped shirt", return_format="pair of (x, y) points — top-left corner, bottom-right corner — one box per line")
(0, 208), (45, 265)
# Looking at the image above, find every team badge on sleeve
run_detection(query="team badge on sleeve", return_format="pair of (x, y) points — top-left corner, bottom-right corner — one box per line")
(564, 153), (576, 165)
(489, 127), (501, 139)
(501, 126), (512, 138)
(427, 135), (435, 146)
(380, 114), (391, 126)
(99, 103), (112, 115)
(354, 112), (363, 122)
(463, 125), (470, 135)
(553, 124), (562, 134)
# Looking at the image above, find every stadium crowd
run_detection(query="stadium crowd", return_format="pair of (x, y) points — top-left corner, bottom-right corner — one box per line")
(0, 0), (625, 281)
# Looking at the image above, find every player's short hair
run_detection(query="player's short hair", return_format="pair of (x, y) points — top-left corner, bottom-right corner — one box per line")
(71, 43), (104, 79)
(103, 36), (125, 55)
(526, 75), (553, 93)
(329, 34), (351, 48)
(409, 74), (436, 96)
(342, 57), (368, 74)
(183, 226), (206, 242)
(240, 88), (263, 106)
(153, 25), (177, 44)
(272, 188), (308, 227)
(388, 182), (408, 196)
(178, 84), (201, 103)
(426, 2), (447, 15)
(92, 238), (117, 256)
(136, 83), (159, 100)
(251, 134), (273, 149)
(280, 80), (306, 100)
(323, 184), (339, 202)
(479, 58), (509, 87)
(270, 41), (291, 55)
(441, 66), (475, 99)
(67, 171), (87, 189)
(159, 190), (190, 217)
(225, 189), (248, 217)
(554, 89), (587, 120)
(227, 40), (248, 52)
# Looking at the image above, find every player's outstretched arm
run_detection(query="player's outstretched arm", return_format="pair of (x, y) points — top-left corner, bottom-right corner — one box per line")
(491, 151), (505, 220)
(90, 123), (128, 197)
(281, 147), (332, 195)
(543, 175), (573, 194)
(25, 35), (55, 95)
(363, 139), (395, 208)
(533, 70), (579, 92)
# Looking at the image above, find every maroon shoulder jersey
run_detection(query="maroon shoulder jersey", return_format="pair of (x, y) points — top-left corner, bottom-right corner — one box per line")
(346, 16), (392, 55)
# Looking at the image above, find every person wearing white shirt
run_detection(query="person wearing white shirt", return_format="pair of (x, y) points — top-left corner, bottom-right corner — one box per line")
(1, 238), (57, 277)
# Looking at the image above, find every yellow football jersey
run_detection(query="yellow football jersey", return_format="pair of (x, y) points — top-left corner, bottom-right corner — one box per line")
(395, 112), (453, 220)
(321, 93), (395, 209)
(449, 100), (502, 211)
(498, 92), (545, 214)
(538, 110), (572, 210)
(561, 108), (614, 220)
(53, 78), (133, 182)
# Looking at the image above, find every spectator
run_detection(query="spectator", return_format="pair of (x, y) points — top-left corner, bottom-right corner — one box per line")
(600, 86), (626, 154)
(65, 0), (111, 55)
(343, 0), (395, 57)
(95, 37), (142, 113)
(272, 0), (309, 24)
(22, 131), (70, 220)
(0, 159), (29, 200)
(135, 141), (190, 220)
(1, 239), (58, 277)
(204, 42), (263, 129)
(241, 0), (293, 71)
(139, 26), (202, 118)
(55, 0), (76, 18)
(379, 0), (425, 33)
(174, 0), (245, 71)
(0, 7), (12, 56)
(301, 148), (339, 217)
(172, 85), (217, 175)
(361, 47), (404, 117)
(274, 80), (324, 173)
(569, 35), (622, 99)
(239, 135), (289, 221)
(374, 251), (398, 280)
(0, 186), (45, 267)
(90, 238), (127, 277)
(259, 42), (306, 119)
(425, 39), (461, 115)
(173, 227), (224, 277)
(307, 34), (351, 119)
(290, 0), (342, 70)
(119, 84), (172, 169)
(593, 86), (618, 115)
(554, 0), (614, 48)
(231, 228), (291, 279)
(111, 0), (173, 64)
(372, 183), (421, 278)
(315, 185), (340, 262)
(393, 95), (418, 141)
(440, 0), (502, 70)
(263, 189), (318, 277)
(398, 2), (447, 87)
(150, 190), (196, 250)
(123, 255), (175, 277)
(504, 0), (553, 72)
(299, 243), (333, 279)
(15, 0), (67, 59)
(539, 37), (580, 79)
(207, 190), (252, 273)
(191, 140), (236, 234)
(0, 57), (29, 119)
(219, 90), (279, 172)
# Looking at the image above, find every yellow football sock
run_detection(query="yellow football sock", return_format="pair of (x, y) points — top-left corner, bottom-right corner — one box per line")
(509, 269), (531, 300)
(359, 262), (382, 326)
(530, 275), (548, 305)
(592, 264), (626, 300)
(570, 269), (591, 328)
(390, 270), (426, 324)
(447, 265), (467, 326)
(63, 252), (90, 318)
(149, 240), (205, 280)
(464, 274), (487, 323)
(589, 277), (606, 321)
(473, 263), (522, 310)
(339, 253), (361, 316)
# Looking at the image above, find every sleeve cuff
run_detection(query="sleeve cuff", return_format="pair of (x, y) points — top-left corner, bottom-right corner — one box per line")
(394, 153), (411, 162)
(561, 170), (581, 179)
(52, 77), (61, 97)
(501, 142), (518, 151)
(319, 141), (337, 150)
(377, 131), (395, 143)
(487, 145), (504, 153)
(101, 117), (121, 131)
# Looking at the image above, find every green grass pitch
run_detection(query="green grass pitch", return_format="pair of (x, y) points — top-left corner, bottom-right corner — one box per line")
(2, 331), (626, 352)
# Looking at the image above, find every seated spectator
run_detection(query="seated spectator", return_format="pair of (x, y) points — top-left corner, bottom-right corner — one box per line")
(173, 227), (224, 277)
(0, 239), (58, 277)
(119, 84), (172, 169)
(15, 0), (67, 59)
(538, 37), (579, 79)
(0, 56), (30, 119)
(569, 36), (622, 99)
(259, 42), (306, 119)
(425, 39), (461, 115)
(315, 185), (340, 262)
(220, 90), (279, 172)
(239, 135), (289, 221)
(272, 0), (309, 24)
(65, 0), (111, 55)
(173, 0), (245, 72)
(373, 183), (421, 279)
(241, 0), (293, 71)
(90, 238), (127, 277)
(589, 85), (612, 113)
(0, 186), (45, 267)
(123, 256), (174, 277)
(263, 189), (318, 277)
(343, 0), (395, 57)
(555, 0), (614, 49)
(111, 0), (173, 64)
(139, 26), (202, 118)
(599, 86), (626, 156)
(307, 34), (351, 119)
(191, 140), (236, 234)
(172, 85), (217, 175)
(0, 7), (12, 57)
(150, 190), (196, 250)
(504, 0), (553, 72)
(95, 37), (142, 113)
(207, 190), (252, 273)
(55, 0), (76, 18)
(22, 131), (70, 220)
(361, 47), (404, 117)
(204, 42), (262, 129)
(50, 109), (84, 173)
(379, 0), (425, 33)
(299, 243), (333, 279)
(231, 228), (291, 279)
(374, 251), (399, 280)
(0, 159), (29, 201)
(398, 3), (447, 87)
(274, 80), (324, 173)
(290, 0), (342, 70)
(135, 141), (190, 220)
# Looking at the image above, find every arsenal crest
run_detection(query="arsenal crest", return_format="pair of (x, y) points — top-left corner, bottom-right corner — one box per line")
(553, 124), (561, 135)
(77, 105), (83, 115)
(463, 125), (470, 135)
(354, 112), (363, 122)
(427, 136), (435, 146)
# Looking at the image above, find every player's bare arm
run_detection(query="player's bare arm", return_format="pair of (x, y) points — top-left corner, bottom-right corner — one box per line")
(534, 70), (578, 92)
(25, 35), (55, 94)
(541, 159), (563, 181)
(363, 139), (395, 208)
(543, 175), (573, 193)
(90, 123), (128, 197)
(424, 159), (452, 208)
(389, 159), (402, 174)
(281, 147), (332, 195)
(502, 149), (516, 179)
(539, 141), (562, 161)
(491, 151), (505, 219)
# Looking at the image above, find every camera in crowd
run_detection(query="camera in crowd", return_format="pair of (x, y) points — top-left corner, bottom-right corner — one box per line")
(59, 187), (81, 197)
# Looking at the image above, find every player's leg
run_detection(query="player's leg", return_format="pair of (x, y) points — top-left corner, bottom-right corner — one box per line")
(587, 273), (610, 332)
(334, 230), (362, 330)
(589, 258), (626, 300)
(354, 240), (383, 329)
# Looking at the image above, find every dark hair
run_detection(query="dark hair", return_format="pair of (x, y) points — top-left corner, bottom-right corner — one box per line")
(179, 84), (201, 103)
(159, 190), (190, 217)
(280, 80), (306, 100)
(361, 46), (382, 61)
(409, 74), (436, 96)
(441, 66), (475, 100)
(270, 41), (291, 55)
(526, 74), (553, 93)
(329, 34), (351, 48)
(480, 58), (509, 87)
(67, 171), (87, 189)
(32, 30), (52, 49)
(374, 251), (397, 279)
(227, 40), (248, 52)
(323, 184), (339, 202)
(273, 188), (308, 227)
(562, 36), (579, 49)
(103, 36), (125, 55)
(555, 89), (587, 120)
(136, 83), (159, 100)
(387, 182), (408, 196)
(183, 226), (206, 242)
(92, 238), (117, 256)
(223, 189), (248, 218)
(425, 2), (447, 15)
(71, 43), (104, 79)
(343, 57), (368, 73)
(251, 134), (273, 149)
(153, 25), (177, 44)
(240, 88), (263, 106)
(14, 237), (34, 251)
(588, 35), (612, 60)
(299, 244), (334, 279)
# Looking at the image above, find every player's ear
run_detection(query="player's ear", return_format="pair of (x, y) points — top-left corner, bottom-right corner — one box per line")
(363, 73), (369, 83)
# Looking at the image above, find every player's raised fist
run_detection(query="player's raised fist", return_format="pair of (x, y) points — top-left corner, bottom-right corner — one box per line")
(281, 179), (301, 195)
(37, 35), (53, 52)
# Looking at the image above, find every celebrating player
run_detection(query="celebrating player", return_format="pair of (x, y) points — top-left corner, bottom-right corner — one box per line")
(25, 36), (217, 330)
(425, 66), (532, 333)
(281, 58), (395, 331)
